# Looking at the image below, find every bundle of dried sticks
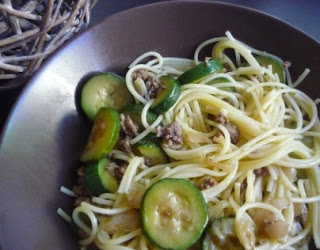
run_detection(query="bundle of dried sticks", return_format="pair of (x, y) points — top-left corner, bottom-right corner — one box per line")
(0, 0), (98, 90)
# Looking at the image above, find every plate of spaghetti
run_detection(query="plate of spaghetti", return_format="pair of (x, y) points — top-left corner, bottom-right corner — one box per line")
(0, 1), (320, 250)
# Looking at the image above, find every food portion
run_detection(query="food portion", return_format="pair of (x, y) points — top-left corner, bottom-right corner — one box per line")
(202, 217), (243, 249)
(84, 158), (119, 195)
(59, 32), (320, 249)
(81, 73), (133, 120)
(141, 178), (208, 249)
(80, 107), (120, 162)
(177, 58), (222, 85)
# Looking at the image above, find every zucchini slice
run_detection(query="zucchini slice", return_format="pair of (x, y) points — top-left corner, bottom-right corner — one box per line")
(134, 142), (168, 166)
(140, 132), (161, 144)
(81, 73), (133, 120)
(207, 77), (235, 92)
(255, 56), (285, 83)
(84, 158), (118, 195)
(177, 59), (223, 85)
(151, 75), (181, 114)
(141, 178), (209, 250)
(202, 217), (243, 250)
(242, 56), (285, 83)
(80, 107), (120, 162)
(120, 104), (157, 131)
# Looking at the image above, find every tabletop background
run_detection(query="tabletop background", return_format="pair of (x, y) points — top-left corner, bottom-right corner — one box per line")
(0, 0), (320, 134)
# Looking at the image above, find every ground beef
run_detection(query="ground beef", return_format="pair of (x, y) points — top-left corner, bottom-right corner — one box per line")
(224, 122), (240, 144)
(156, 122), (183, 147)
(214, 112), (240, 144)
(72, 167), (90, 197)
(215, 112), (228, 125)
(144, 157), (152, 167)
(73, 196), (90, 207)
(146, 76), (162, 99)
(72, 167), (91, 207)
(132, 69), (148, 80)
(294, 203), (308, 226)
(107, 162), (128, 181)
(223, 62), (232, 72)
(132, 68), (163, 99)
(116, 137), (132, 153)
(198, 176), (216, 190)
(120, 114), (138, 138)
(117, 114), (139, 154)
(240, 181), (247, 192)
(254, 167), (269, 177)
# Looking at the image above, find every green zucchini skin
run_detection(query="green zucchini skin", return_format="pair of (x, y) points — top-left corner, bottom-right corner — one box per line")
(120, 104), (157, 131)
(84, 158), (118, 195)
(151, 75), (181, 114)
(255, 56), (285, 83)
(141, 178), (209, 250)
(242, 55), (285, 83)
(134, 141), (168, 166)
(80, 107), (120, 162)
(81, 73), (133, 120)
(177, 59), (223, 85)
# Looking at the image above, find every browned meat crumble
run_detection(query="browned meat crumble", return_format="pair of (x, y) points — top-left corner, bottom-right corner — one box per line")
(198, 176), (216, 190)
(132, 68), (163, 98)
(156, 122), (183, 147)
(214, 112), (240, 144)
(254, 167), (269, 178)
(120, 114), (138, 138)
(107, 162), (128, 181)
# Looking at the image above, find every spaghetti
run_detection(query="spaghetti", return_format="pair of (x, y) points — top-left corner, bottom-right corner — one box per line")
(67, 31), (320, 249)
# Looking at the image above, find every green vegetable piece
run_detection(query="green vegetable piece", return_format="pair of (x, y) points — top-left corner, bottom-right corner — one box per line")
(256, 56), (285, 83)
(140, 132), (161, 144)
(84, 158), (118, 195)
(207, 77), (235, 92)
(243, 56), (285, 83)
(151, 75), (181, 114)
(202, 217), (243, 250)
(177, 59), (223, 85)
(80, 107), (120, 162)
(141, 178), (209, 250)
(135, 142), (168, 166)
(81, 73), (133, 120)
(120, 104), (157, 131)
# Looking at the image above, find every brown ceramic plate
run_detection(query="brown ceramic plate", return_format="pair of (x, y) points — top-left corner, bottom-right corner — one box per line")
(0, 1), (319, 249)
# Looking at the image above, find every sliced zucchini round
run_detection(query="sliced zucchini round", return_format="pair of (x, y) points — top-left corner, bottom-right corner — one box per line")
(80, 107), (120, 162)
(84, 158), (118, 195)
(151, 75), (181, 114)
(177, 59), (223, 85)
(134, 141), (168, 166)
(141, 178), (209, 250)
(81, 73), (133, 120)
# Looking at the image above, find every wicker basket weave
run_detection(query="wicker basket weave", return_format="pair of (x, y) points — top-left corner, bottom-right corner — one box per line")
(0, 0), (98, 91)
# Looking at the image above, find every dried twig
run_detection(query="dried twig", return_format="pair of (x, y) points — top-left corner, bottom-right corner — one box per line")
(0, 0), (98, 90)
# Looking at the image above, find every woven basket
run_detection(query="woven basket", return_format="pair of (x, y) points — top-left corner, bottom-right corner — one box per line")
(0, 0), (98, 91)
